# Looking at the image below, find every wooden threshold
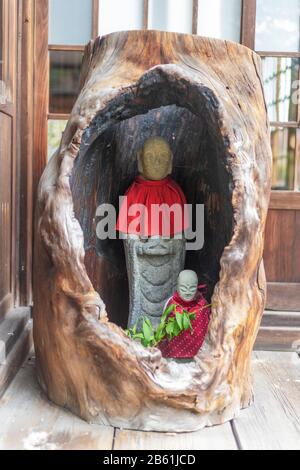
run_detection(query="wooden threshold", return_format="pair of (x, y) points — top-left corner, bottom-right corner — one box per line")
(255, 309), (300, 351)
(269, 191), (300, 210)
(255, 326), (300, 352)
(261, 310), (300, 328)
(266, 283), (300, 311)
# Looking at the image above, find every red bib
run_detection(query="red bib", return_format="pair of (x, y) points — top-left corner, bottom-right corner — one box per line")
(158, 286), (211, 359)
(116, 176), (189, 237)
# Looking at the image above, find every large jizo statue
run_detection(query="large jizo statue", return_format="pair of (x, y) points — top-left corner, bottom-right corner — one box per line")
(116, 136), (189, 328)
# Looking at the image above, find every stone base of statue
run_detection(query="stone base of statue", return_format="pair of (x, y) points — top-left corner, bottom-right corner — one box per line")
(123, 235), (186, 328)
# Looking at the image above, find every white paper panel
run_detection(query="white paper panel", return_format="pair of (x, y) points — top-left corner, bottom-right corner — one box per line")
(99, 0), (144, 35)
(256, 0), (300, 52)
(197, 0), (242, 42)
(49, 0), (93, 45)
(148, 0), (193, 34)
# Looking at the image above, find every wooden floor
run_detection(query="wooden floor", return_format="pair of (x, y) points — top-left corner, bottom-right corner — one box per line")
(0, 351), (299, 450)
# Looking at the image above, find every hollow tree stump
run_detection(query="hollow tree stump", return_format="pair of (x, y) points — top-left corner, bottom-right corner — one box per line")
(33, 30), (272, 432)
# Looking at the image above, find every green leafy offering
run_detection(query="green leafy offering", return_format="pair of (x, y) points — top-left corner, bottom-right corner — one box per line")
(125, 303), (211, 348)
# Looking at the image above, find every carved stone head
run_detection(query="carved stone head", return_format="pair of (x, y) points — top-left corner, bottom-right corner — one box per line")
(177, 270), (198, 302)
(137, 136), (173, 181)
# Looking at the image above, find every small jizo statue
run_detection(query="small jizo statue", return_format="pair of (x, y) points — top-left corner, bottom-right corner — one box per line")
(116, 136), (189, 328)
(158, 270), (211, 359)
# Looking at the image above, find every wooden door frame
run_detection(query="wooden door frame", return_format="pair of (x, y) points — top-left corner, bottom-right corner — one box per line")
(33, 0), (48, 203)
(0, 0), (34, 397)
(17, 0), (35, 306)
(0, 0), (18, 317)
(240, 0), (256, 49)
(0, 0), (35, 311)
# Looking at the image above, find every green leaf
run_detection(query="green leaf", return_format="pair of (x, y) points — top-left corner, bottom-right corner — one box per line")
(144, 317), (152, 326)
(173, 322), (181, 337)
(155, 330), (165, 343)
(126, 305), (198, 348)
(175, 312), (183, 329)
(166, 322), (175, 336)
(142, 318), (153, 342)
(156, 322), (165, 335)
(182, 313), (190, 330)
(155, 321), (167, 339)
(164, 304), (176, 316)
(133, 333), (144, 340)
(161, 304), (176, 322)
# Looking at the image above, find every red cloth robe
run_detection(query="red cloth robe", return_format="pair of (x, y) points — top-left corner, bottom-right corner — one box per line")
(158, 285), (211, 359)
(116, 176), (189, 237)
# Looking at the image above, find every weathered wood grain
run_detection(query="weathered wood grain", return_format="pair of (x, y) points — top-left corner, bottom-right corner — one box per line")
(0, 357), (114, 450)
(1, 352), (300, 450)
(266, 282), (300, 311)
(255, 326), (300, 351)
(232, 351), (300, 450)
(33, 30), (272, 431)
(114, 423), (238, 450)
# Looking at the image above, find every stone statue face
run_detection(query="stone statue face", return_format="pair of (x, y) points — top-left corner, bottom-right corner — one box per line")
(177, 270), (198, 302)
(138, 137), (173, 181)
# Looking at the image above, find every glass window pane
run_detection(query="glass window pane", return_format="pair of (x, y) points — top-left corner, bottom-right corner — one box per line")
(197, 0), (241, 42)
(262, 57), (299, 123)
(148, 0), (193, 34)
(49, 0), (93, 45)
(48, 120), (68, 161)
(49, 51), (83, 114)
(99, 0), (144, 35)
(271, 127), (296, 190)
(256, 0), (300, 52)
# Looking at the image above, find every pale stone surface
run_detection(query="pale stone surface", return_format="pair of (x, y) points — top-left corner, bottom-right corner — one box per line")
(123, 235), (186, 328)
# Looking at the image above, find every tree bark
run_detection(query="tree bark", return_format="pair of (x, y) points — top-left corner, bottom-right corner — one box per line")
(33, 30), (272, 432)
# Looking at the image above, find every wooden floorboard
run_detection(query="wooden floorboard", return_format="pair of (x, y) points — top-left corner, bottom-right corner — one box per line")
(1, 351), (300, 450)
(0, 356), (114, 450)
(113, 424), (238, 450)
(232, 351), (300, 450)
